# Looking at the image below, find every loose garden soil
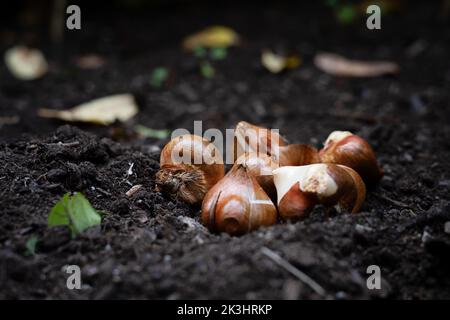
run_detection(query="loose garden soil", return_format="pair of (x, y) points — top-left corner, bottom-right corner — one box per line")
(0, 1), (449, 299)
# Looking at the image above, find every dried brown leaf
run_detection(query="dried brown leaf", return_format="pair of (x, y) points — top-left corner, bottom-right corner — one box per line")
(183, 26), (240, 50)
(314, 52), (399, 77)
(38, 94), (138, 125)
(4, 46), (48, 80)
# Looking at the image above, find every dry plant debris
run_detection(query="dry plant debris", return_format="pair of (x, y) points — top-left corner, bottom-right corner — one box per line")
(38, 94), (138, 125)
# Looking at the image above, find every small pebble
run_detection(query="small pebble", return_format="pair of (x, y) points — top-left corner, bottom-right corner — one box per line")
(444, 221), (450, 235)
(355, 224), (373, 234)
(388, 209), (400, 215)
(193, 234), (204, 245)
(438, 180), (450, 187)
(421, 230), (432, 244)
(403, 153), (413, 163)
(410, 94), (428, 115)
(335, 291), (348, 300)
(178, 216), (207, 233)
(282, 280), (302, 300)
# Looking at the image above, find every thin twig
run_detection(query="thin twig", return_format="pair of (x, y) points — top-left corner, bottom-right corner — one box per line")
(94, 187), (112, 197)
(261, 246), (326, 297)
(126, 162), (134, 177)
(373, 193), (411, 208)
(46, 141), (80, 147)
(121, 162), (136, 186)
(125, 184), (142, 197)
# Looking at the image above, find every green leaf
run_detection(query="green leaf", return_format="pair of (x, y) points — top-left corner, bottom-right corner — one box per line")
(210, 47), (227, 60)
(134, 124), (170, 139)
(336, 5), (357, 24)
(48, 192), (101, 237)
(193, 46), (207, 58)
(200, 61), (215, 79)
(25, 234), (38, 256)
(325, 0), (339, 8)
(150, 67), (169, 88)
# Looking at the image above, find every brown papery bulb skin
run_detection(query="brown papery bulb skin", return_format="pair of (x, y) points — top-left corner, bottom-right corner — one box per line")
(235, 145), (320, 202)
(273, 164), (366, 221)
(235, 152), (278, 200)
(156, 134), (224, 204)
(201, 165), (277, 236)
(234, 122), (320, 169)
(277, 184), (316, 220)
(233, 121), (286, 161)
(319, 131), (383, 186)
(275, 144), (321, 167)
(334, 165), (366, 213)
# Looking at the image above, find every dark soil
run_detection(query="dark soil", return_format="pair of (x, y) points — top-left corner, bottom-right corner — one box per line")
(1, 1), (450, 299)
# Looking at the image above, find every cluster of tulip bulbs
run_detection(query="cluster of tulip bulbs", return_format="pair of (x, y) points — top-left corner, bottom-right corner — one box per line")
(155, 121), (383, 236)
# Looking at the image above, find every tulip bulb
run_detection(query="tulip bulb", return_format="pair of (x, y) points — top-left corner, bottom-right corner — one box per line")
(273, 164), (366, 221)
(319, 131), (383, 185)
(275, 144), (320, 167)
(235, 152), (278, 200)
(156, 134), (225, 204)
(201, 164), (277, 236)
(233, 121), (286, 161)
